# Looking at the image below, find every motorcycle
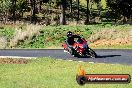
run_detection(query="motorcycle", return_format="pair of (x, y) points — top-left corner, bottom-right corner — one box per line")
(62, 37), (97, 58)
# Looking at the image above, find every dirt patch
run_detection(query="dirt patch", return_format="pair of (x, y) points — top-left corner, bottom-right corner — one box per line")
(0, 58), (29, 64)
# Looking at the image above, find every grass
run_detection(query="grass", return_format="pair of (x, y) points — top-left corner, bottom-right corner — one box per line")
(18, 24), (132, 49)
(0, 24), (132, 49)
(0, 57), (132, 88)
(0, 26), (14, 39)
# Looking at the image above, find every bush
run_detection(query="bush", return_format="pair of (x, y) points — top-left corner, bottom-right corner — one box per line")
(0, 36), (7, 48)
(9, 24), (42, 48)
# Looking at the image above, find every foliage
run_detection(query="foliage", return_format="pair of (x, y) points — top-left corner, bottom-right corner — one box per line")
(101, 0), (107, 9)
(0, 0), (11, 13)
(107, 0), (132, 19)
(16, 0), (29, 12)
(48, 0), (62, 7)
(9, 24), (41, 48)
(0, 0), (131, 24)
(0, 27), (14, 39)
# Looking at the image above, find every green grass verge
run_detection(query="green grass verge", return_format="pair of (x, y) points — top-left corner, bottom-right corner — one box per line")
(0, 26), (14, 39)
(1, 24), (132, 49)
(14, 24), (132, 49)
(0, 57), (132, 88)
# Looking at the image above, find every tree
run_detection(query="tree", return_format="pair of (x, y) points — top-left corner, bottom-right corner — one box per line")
(107, 0), (132, 24)
(85, 0), (90, 24)
(42, 0), (49, 3)
(39, 0), (43, 11)
(11, 0), (17, 23)
(0, 0), (12, 24)
(30, 0), (36, 23)
(92, 0), (101, 16)
(17, 0), (29, 18)
(69, 0), (73, 20)
(70, 0), (72, 13)
(60, 0), (66, 25)
(77, 0), (80, 23)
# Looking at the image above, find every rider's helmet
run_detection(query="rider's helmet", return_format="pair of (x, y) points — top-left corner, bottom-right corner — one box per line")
(67, 31), (73, 37)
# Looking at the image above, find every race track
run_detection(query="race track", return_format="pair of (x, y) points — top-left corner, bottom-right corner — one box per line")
(0, 49), (132, 65)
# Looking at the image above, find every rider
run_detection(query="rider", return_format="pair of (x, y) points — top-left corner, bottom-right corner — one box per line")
(66, 31), (81, 50)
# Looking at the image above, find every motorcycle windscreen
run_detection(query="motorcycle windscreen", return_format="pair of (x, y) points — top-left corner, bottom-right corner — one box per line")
(76, 38), (84, 44)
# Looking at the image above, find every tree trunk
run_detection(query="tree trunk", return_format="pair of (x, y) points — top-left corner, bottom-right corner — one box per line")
(77, 0), (79, 24)
(39, 1), (42, 11)
(60, 0), (66, 25)
(85, 0), (90, 24)
(30, 0), (36, 23)
(70, 0), (72, 13)
(12, 0), (16, 23)
(97, 2), (101, 16)
(5, 12), (8, 24)
(70, 0), (73, 20)
(30, 0), (33, 23)
(33, 0), (36, 22)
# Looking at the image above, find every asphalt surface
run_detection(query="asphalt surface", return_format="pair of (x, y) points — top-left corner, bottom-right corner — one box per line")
(0, 49), (132, 65)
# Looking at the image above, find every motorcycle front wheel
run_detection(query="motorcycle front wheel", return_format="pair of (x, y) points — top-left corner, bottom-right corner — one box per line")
(88, 48), (97, 58)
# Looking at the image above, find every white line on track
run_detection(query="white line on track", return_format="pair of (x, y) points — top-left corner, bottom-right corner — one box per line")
(68, 60), (73, 61)
(88, 62), (94, 63)
(0, 56), (36, 59)
(78, 61), (84, 62)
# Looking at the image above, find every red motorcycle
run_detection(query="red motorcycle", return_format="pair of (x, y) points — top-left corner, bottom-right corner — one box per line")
(62, 37), (97, 58)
